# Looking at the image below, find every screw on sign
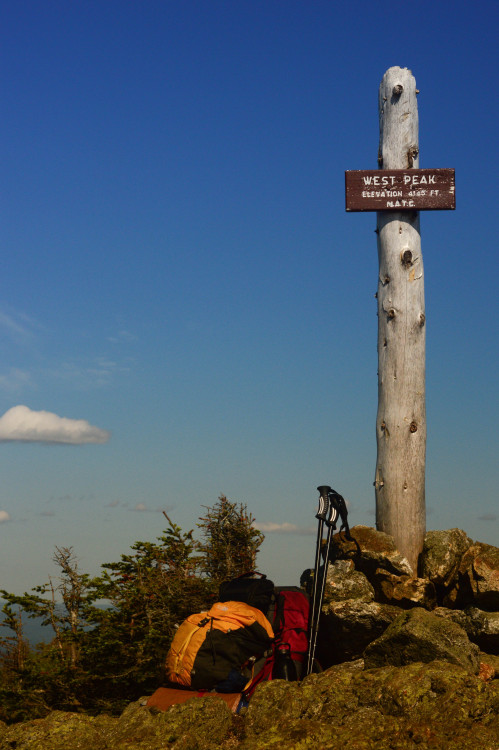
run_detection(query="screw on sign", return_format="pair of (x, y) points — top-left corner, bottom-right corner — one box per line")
(344, 67), (455, 573)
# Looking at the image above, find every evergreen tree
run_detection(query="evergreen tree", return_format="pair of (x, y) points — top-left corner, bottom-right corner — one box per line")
(198, 494), (264, 581)
(0, 497), (265, 721)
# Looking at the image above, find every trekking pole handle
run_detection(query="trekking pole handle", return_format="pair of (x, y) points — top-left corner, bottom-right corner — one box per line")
(326, 492), (339, 528)
(316, 486), (331, 521)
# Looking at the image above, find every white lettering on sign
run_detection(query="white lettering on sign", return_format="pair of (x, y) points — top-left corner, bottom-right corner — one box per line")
(403, 174), (436, 186)
(407, 189), (440, 197)
(362, 190), (403, 198)
(362, 175), (397, 186)
(386, 199), (416, 208)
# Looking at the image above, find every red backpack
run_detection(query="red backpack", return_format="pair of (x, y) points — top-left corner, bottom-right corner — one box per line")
(243, 586), (310, 699)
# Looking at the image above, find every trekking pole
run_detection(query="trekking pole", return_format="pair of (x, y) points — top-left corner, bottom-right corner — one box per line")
(306, 486), (332, 675)
(306, 486), (340, 676)
(305, 486), (330, 676)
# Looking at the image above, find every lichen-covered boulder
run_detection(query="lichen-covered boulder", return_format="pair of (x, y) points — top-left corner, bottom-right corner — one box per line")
(420, 528), (472, 588)
(330, 525), (413, 581)
(0, 697), (234, 750)
(374, 569), (437, 609)
(433, 606), (499, 655)
(324, 559), (375, 603)
(317, 598), (400, 666)
(0, 710), (111, 750)
(457, 543), (499, 610)
(110, 696), (233, 749)
(480, 651), (499, 675)
(363, 607), (481, 673)
(242, 660), (499, 749)
(3, 663), (499, 749)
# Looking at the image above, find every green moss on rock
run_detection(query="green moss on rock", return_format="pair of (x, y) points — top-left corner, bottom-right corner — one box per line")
(3, 666), (499, 749)
(112, 697), (233, 750)
(0, 711), (110, 750)
(0, 697), (233, 750)
(242, 661), (499, 749)
(363, 607), (481, 673)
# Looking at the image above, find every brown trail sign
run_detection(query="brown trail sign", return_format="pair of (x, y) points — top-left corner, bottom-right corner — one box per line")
(345, 67), (455, 573)
(345, 168), (455, 212)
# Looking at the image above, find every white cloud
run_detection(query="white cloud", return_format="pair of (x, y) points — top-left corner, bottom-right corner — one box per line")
(130, 503), (168, 513)
(255, 522), (315, 535)
(0, 308), (46, 345)
(44, 356), (133, 389)
(108, 330), (138, 344)
(0, 405), (111, 445)
(0, 311), (33, 342)
(0, 511), (11, 523)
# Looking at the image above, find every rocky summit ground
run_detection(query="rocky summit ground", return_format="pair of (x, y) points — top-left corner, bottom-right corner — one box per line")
(1, 527), (498, 749)
(1, 660), (498, 749)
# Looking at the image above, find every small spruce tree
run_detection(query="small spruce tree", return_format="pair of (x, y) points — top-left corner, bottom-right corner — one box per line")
(197, 494), (264, 582)
(0, 496), (265, 720)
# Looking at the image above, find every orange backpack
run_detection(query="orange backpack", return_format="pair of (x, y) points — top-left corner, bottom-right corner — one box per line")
(166, 600), (274, 691)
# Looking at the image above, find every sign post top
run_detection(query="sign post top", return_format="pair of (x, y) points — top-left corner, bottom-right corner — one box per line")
(345, 168), (455, 212)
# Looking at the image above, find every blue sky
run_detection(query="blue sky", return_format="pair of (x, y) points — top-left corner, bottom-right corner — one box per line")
(1, 0), (498, 594)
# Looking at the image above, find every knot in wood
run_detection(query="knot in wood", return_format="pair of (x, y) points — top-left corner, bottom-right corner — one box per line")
(419, 312), (426, 327)
(407, 146), (419, 168)
(401, 249), (413, 268)
(387, 308), (396, 319)
(410, 421), (418, 433)
(392, 84), (404, 96)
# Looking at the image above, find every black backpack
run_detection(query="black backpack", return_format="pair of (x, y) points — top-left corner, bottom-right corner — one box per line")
(218, 571), (275, 614)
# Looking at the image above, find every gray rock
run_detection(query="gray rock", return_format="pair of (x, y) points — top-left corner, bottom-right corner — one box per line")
(330, 525), (413, 582)
(363, 607), (481, 673)
(458, 543), (499, 610)
(242, 660), (499, 749)
(374, 569), (437, 610)
(434, 606), (499, 655)
(317, 598), (400, 666)
(420, 528), (472, 587)
(324, 559), (375, 603)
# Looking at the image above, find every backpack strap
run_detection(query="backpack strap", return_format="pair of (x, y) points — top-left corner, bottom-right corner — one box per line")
(242, 651), (274, 700)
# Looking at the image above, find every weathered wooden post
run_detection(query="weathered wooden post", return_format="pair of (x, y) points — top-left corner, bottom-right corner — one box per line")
(375, 67), (425, 573)
(345, 66), (455, 573)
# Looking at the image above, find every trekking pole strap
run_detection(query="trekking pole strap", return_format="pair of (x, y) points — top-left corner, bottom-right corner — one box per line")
(328, 489), (352, 539)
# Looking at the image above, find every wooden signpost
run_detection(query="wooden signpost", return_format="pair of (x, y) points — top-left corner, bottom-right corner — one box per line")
(345, 168), (455, 212)
(345, 67), (455, 572)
